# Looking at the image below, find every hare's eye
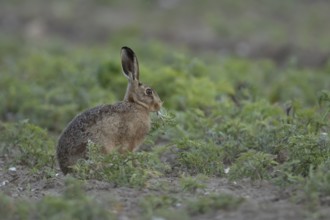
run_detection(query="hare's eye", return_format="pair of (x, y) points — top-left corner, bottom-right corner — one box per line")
(146, 88), (153, 96)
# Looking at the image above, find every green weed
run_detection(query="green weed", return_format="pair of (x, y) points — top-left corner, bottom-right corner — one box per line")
(287, 134), (330, 176)
(0, 120), (55, 172)
(144, 108), (177, 147)
(0, 28), (330, 218)
(72, 141), (167, 187)
(139, 194), (179, 218)
(175, 139), (224, 176)
(0, 178), (114, 220)
(229, 150), (278, 181)
(146, 209), (190, 220)
(303, 159), (330, 208)
(180, 175), (207, 193)
(187, 194), (244, 215)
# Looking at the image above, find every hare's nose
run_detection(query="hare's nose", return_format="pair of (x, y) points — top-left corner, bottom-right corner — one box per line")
(153, 102), (162, 111)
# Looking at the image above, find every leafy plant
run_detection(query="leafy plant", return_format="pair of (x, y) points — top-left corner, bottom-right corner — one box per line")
(287, 134), (330, 176)
(139, 194), (179, 217)
(175, 139), (224, 176)
(229, 150), (278, 181)
(180, 175), (207, 193)
(72, 141), (166, 187)
(303, 159), (330, 208)
(0, 178), (114, 220)
(187, 194), (244, 215)
(0, 120), (55, 172)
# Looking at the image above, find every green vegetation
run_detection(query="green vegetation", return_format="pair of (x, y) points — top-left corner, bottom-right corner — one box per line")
(72, 141), (167, 187)
(139, 194), (180, 218)
(180, 175), (207, 193)
(0, 39), (329, 217)
(139, 193), (244, 219)
(0, 120), (55, 174)
(187, 194), (245, 215)
(1, 1), (330, 218)
(0, 178), (114, 220)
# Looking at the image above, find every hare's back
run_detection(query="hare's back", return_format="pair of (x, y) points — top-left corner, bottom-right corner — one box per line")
(57, 102), (142, 147)
(57, 104), (122, 173)
(58, 103), (127, 144)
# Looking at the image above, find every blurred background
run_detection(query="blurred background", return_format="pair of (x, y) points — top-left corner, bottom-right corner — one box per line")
(1, 0), (330, 67)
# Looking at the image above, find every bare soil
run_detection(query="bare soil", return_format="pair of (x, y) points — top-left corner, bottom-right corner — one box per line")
(2, 157), (329, 219)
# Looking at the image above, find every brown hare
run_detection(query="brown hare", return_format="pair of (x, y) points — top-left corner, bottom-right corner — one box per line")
(56, 46), (163, 174)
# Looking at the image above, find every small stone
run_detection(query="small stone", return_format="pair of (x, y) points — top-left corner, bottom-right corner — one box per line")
(1, 180), (9, 187)
(8, 167), (16, 172)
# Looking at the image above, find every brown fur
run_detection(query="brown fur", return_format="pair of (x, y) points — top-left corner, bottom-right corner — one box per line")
(56, 47), (162, 174)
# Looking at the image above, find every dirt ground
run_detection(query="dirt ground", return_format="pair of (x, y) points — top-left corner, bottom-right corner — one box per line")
(2, 156), (329, 219)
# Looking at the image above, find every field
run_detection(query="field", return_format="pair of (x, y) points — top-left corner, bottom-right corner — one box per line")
(0, 1), (330, 219)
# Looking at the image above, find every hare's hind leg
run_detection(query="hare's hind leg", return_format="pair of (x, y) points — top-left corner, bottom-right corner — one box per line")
(57, 142), (88, 174)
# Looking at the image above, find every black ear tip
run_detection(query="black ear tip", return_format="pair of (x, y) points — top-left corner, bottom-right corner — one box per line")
(121, 46), (135, 60)
(121, 46), (135, 57)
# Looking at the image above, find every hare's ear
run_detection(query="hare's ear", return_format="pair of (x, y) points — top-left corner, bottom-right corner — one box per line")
(121, 46), (139, 81)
